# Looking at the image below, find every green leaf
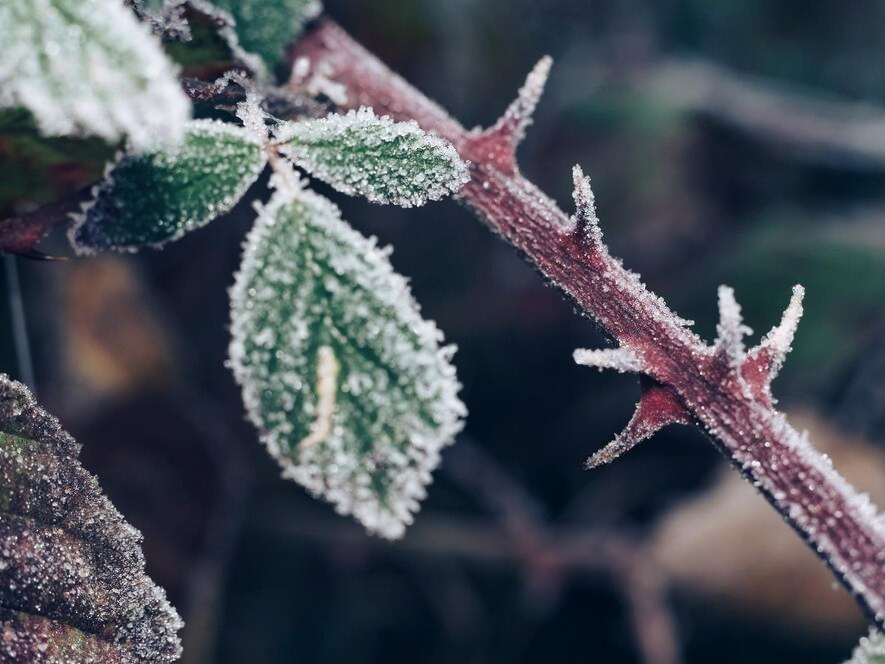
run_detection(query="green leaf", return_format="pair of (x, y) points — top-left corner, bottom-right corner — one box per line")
(69, 120), (267, 253)
(210, 0), (321, 72)
(277, 107), (470, 207)
(0, 0), (191, 148)
(845, 630), (885, 664)
(229, 172), (466, 539)
(0, 374), (182, 662)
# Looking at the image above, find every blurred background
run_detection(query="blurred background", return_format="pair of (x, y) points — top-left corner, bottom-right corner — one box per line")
(5, 0), (885, 662)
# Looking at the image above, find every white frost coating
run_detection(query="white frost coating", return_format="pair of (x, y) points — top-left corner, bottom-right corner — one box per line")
(229, 170), (466, 539)
(709, 396), (885, 620)
(299, 345), (340, 454)
(573, 347), (643, 373)
(0, 0), (191, 148)
(489, 55), (552, 147)
(715, 285), (753, 366)
(751, 284), (805, 376)
(276, 107), (470, 208)
(845, 629), (885, 663)
(236, 94), (270, 143)
(290, 57), (349, 106)
(571, 165), (603, 243)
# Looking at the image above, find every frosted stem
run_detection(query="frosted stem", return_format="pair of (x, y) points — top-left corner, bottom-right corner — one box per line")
(287, 19), (885, 630)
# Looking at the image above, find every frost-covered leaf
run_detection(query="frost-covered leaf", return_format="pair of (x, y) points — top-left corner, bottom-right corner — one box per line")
(0, 0), (191, 148)
(277, 107), (470, 207)
(210, 0), (321, 72)
(228, 172), (466, 539)
(69, 120), (267, 253)
(0, 374), (182, 662)
(845, 629), (885, 664)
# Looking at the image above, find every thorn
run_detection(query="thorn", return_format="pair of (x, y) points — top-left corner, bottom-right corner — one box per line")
(571, 165), (603, 243)
(466, 56), (552, 174)
(743, 284), (805, 394)
(573, 347), (642, 373)
(586, 380), (689, 468)
(714, 285), (752, 366)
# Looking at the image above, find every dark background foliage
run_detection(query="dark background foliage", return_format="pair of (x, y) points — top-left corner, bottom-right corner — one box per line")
(4, 0), (885, 662)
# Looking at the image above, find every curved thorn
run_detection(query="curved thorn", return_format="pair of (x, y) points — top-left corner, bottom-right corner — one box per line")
(587, 381), (689, 468)
(466, 56), (552, 174)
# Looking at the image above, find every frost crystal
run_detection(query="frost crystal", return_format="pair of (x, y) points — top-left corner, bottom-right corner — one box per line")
(0, 374), (182, 662)
(277, 107), (470, 207)
(491, 56), (552, 148)
(573, 347), (643, 373)
(69, 120), (267, 253)
(210, 0), (321, 72)
(715, 285), (753, 366)
(846, 629), (885, 664)
(751, 284), (805, 377)
(570, 165), (603, 242)
(228, 172), (466, 539)
(0, 0), (191, 148)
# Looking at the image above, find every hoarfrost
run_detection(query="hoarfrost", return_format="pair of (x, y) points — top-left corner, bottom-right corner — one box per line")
(570, 165), (603, 243)
(210, 0), (321, 73)
(228, 169), (466, 539)
(69, 120), (267, 253)
(0, 374), (182, 662)
(573, 347), (643, 374)
(750, 284), (805, 378)
(845, 629), (885, 664)
(478, 55), (552, 152)
(715, 285), (753, 367)
(0, 0), (191, 148)
(276, 107), (470, 207)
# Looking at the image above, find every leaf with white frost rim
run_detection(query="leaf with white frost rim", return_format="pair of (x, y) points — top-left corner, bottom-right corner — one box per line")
(845, 629), (885, 664)
(277, 107), (470, 207)
(0, 374), (182, 662)
(0, 0), (190, 148)
(69, 120), (267, 253)
(210, 0), (321, 72)
(228, 175), (466, 538)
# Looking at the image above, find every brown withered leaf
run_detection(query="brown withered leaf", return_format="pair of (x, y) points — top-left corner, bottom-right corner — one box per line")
(0, 374), (183, 662)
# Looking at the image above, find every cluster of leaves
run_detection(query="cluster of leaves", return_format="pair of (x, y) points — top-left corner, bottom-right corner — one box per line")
(4, 0), (883, 661)
(6, 0), (472, 541)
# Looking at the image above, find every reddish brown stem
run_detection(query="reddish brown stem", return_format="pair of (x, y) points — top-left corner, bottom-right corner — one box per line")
(287, 18), (885, 628)
(0, 191), (88, 257)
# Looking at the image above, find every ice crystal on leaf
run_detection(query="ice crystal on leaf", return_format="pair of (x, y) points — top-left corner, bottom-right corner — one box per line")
(0, 0), (191, 148)
(277, 107), (470, 207)
(69, 120), (267, 253)
(0, 374), (182, 662)
(228, 170), (466, 539)
(846, 629), (885, 664)
(210, 0), (321, 73)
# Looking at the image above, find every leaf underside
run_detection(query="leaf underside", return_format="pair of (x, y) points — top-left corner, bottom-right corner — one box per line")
(278, 107), (470, 207)
(229, 178), (465, 539)
(0, 0), (190, 147)
(0, 374), (183, 663)
(69, 120), (267, 253)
